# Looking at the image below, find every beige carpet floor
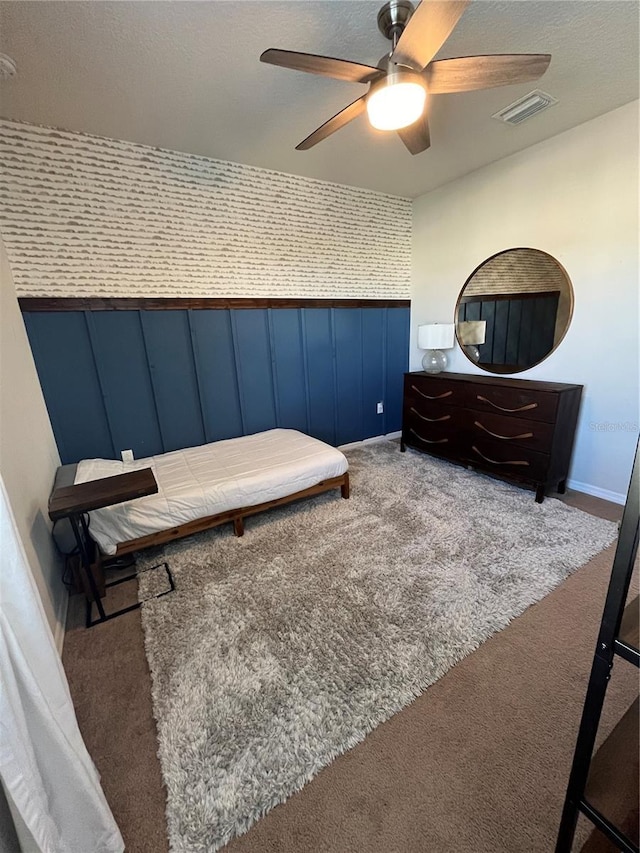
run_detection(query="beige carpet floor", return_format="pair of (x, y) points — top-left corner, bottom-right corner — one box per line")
(62, 489), (638, 853)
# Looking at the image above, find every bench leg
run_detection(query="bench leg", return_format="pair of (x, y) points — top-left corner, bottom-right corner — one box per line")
(341, 474), (350, 500)
(233, 516), (244, 537)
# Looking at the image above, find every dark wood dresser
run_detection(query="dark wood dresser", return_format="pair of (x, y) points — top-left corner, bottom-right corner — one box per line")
(401, 371), (582, 502)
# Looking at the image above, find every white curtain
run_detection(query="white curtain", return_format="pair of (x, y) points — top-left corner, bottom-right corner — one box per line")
(0, 476), (124, 853)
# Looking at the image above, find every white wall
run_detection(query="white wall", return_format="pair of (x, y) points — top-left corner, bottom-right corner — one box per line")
(0, 238), (67, 647)
(411, 101), (639, 503)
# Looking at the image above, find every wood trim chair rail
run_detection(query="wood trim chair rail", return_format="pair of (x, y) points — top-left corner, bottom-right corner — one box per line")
(19, 297), (410, 312)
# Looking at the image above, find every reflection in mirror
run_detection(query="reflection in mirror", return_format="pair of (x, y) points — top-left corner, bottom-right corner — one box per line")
(455, 248), (574, 375)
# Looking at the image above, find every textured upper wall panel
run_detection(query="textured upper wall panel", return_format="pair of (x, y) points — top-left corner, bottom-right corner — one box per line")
(0, 120), (411, 298)
(465, 249), (569, 296)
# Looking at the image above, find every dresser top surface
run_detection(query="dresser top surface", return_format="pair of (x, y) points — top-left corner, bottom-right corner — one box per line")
(405, 371), (582, 393)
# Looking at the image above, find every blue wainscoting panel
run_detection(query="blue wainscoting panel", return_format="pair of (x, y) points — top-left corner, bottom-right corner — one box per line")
(23, 312), (115, 464)
(231, 310), (277, 435)
(139, 311), (206, 452)
(85, 311), (164, 459)
(189, 310), (243, 442)
(505, 300), (523, 367)
(493, 300), (509, 365)
(268, 309), (308, 433)
(333, 309), (363, 445)
(384, 307), (410, 433)
(23, 305), (410, 464)
(361, 308), (386, 439)
(301, 309), (337, 445)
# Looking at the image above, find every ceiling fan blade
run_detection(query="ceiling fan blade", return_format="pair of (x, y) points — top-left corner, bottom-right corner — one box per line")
(397, 114), (431, 155)
(425, 54), (551, 93)
(296, 96), (368, 150)
(260, 49), (383, 84)
(392, 0), (470, 71)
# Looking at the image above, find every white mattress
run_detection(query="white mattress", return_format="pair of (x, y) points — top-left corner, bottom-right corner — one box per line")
(74, 429), (348, 555)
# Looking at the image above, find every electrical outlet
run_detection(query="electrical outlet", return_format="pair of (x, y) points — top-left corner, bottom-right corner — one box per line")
(121, 449), (134, 462)
(376, 402), (384, 415)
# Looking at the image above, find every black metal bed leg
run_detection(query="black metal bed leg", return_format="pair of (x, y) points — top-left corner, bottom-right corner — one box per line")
(69, 513), (107, 625)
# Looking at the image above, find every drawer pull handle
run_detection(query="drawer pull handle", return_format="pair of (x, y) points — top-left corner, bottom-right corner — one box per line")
(412, 385), (454, 401)
(472, 446), (529, 467)
(411, 408), (451, 423)
(476, 394), (538, 414)
(474, 421), (534, 442)
(410, 429), (449, 445)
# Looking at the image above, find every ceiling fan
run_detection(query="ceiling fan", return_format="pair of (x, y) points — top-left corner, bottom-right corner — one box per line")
(260, 0), (551, 154)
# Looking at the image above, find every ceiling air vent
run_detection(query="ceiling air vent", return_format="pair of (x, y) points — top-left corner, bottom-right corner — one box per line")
(492, 89), (557, 126)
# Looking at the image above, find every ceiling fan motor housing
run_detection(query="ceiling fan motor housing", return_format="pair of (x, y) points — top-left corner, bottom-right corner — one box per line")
(369, 68), (425, 97)
(377, 0), (415, 44)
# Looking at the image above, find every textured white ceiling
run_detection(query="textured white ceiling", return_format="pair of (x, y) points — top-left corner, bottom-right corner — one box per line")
(0, 1), (638, 198)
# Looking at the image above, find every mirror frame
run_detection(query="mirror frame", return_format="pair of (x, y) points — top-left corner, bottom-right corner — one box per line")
(455, 247), (575, 375)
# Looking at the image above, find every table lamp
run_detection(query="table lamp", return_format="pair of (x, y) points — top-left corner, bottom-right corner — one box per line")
(417, 323), (455, 373)
(457, 320), (487, 363)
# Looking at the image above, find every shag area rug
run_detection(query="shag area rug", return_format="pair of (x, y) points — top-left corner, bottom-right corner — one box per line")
(137, 442), (617, 852)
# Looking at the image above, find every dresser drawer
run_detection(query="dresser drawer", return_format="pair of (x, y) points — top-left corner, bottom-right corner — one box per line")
(465, 438), (549, 482)
(404, 416), (458, 455)
(467, 385), (558, 423)
(405, 396), (459, 426)
(465, 410), (555, 453)
(405, 375), (465, 408)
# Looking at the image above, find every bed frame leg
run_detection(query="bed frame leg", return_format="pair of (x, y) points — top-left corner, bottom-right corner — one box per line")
(233, 516), (245, 537)
(341, 475), (350, 500)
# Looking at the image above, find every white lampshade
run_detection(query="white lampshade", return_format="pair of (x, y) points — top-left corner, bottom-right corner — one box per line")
(366, 72), (427, 131)
(417, 323), (455, 351)
(457, 320), (486, 346)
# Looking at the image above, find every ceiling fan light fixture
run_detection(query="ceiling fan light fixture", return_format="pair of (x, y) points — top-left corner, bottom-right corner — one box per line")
(366, 71), (426, 131)
(262, 1), (550, 154)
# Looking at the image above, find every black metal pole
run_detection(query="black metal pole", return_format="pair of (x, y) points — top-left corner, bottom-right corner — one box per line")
(69, 513), (107, 623)
(555, 652), (613, 851)
(555, 437), (639, 852)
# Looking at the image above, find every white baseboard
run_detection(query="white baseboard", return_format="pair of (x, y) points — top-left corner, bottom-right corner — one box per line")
(338, 431), (402, 452)
(53, 589), (69, 654)
(333, 445), (626, 506)
(566, 478), (626, 506)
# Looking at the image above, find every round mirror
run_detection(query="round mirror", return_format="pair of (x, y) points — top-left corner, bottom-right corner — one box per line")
(455, 248), (574, 375)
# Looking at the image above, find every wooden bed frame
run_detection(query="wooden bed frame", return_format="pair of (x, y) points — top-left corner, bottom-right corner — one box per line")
(114, 472), (350, 556)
